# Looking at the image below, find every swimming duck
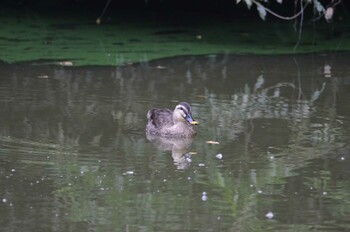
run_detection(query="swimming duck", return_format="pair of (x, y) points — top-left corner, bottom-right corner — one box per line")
(146, 102), (199, 138)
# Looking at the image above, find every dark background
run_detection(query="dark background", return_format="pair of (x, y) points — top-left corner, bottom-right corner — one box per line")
(1, 0), (349, 21)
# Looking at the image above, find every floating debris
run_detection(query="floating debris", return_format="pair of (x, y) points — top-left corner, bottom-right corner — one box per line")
(201, 192), (208, 201)
(37, 75), (49, 79)
(216, 153), (223, 159)
(265, 211), (274, 219)
(123, 171), (134, 175)
(206, 140), (219, 145)
(185, 156), (192, 163)
(155, 65), (166, 69)
(58, 61), (74, 66)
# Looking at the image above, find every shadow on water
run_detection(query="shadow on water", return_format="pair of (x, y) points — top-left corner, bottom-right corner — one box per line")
(0, 53), (350, 231)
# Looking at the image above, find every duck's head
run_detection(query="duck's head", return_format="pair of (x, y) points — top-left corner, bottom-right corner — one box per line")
(173, 102), (199, 125)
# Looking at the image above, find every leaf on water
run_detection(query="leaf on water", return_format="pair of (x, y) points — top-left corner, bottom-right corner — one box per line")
(155, 65), (166, 69)
(37, 75), (49, 79)
(58, 61), (74, 66)
(257, 4), (267, 21)
(206, 140), (220, 145)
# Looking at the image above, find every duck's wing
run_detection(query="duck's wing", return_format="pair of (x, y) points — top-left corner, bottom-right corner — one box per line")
(147, 108), (174, 129)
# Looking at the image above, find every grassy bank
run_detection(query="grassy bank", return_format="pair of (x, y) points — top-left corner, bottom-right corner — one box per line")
(0, 8), (349, 66)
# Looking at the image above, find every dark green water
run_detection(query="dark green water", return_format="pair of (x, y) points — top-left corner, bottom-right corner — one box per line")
(1, 53), (350, 231)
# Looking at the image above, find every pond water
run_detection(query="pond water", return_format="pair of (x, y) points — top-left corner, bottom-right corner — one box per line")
(0, 53), (350, 231)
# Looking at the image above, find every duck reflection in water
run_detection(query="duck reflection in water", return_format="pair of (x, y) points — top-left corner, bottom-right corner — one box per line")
(146, 102), (199, 169)
(147, 135), (194, 169)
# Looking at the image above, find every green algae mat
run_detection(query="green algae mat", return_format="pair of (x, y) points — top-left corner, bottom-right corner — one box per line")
(0, 9), (349, 66)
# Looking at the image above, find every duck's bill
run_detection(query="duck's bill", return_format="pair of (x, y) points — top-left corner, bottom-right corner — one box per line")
(185, 114), (199, 125)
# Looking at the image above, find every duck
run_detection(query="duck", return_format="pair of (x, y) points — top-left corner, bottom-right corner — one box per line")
(146, 102), (199, 138)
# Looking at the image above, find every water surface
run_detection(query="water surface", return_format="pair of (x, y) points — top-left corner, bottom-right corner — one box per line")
(1, 53), (350, 231)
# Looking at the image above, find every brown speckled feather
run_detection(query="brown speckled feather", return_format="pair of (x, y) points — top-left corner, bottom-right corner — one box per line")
(147, 108), (174, 129)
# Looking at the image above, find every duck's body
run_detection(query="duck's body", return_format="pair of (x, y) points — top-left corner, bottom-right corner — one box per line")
(146, 102), (198, 138)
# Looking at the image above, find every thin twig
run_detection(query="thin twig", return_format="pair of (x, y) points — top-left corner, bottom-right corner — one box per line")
(251, 0), (310, 20)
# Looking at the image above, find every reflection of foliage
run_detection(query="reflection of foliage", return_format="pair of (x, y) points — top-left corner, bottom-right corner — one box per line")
(1, 54), (349, 231)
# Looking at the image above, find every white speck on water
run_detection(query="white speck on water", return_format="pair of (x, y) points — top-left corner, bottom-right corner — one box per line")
(216, 153), (223, 159)
(270, 156), (274, 159)
(340, 156), (345, 161)
(201, 192), (208, 201)
(258, 190), (263, 194)
(217, 216), (221, 220)
(9, 203), (13, 207)
(47, 156), (50, 159)
(80, 171), (84, 175)
(123, 171), (134, 175)
(163, 179), (167, 182)
(68, 183), (72, 186)
(187, 177), (191, 180)
(185, 156), (192, 162)
(36, 180), (40, 184)
(30, 182), (34, 186)
(11, 169), (15, 172)
(250, 184), (254, 188)
(100, 188), (105, 191)
(323, 191), (328, 195)
(198, 163), (205, 167)
(265, 211), (274, 219)
(2, 198), (7, 203)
